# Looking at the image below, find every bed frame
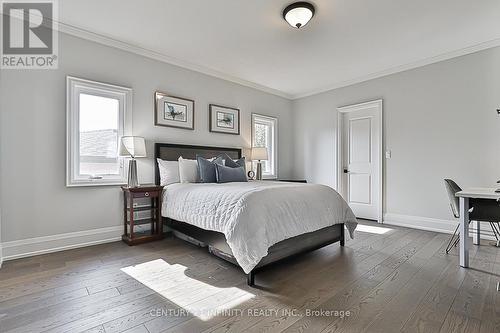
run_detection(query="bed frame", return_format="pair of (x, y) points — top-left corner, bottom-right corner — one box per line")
(155, 143), (345, 286)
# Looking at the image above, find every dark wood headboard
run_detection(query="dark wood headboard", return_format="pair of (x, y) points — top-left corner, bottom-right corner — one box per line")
(154, 143), (242, 185)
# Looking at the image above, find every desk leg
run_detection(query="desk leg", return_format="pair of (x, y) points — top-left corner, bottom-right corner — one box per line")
(473, 220), (480, 245)
(459, 197), (470, 268)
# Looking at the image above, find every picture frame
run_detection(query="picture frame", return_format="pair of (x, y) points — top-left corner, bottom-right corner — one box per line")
(154, 91), (194, 130)
(209, 104), (240, 135)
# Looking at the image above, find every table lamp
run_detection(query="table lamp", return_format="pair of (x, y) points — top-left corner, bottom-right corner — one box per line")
(119, 136), (146, 187)
(251, 147), (268, 180)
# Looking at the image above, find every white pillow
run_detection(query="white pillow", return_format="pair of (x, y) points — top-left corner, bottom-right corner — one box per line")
(157, 159), (180, 186)
(178, 157), (200, 183)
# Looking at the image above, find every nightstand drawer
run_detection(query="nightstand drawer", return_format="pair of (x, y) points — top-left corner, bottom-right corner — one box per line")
(131, 191), (160, 199)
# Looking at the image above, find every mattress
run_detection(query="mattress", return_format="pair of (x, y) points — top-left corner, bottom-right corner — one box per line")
(162, 181), (357, 273)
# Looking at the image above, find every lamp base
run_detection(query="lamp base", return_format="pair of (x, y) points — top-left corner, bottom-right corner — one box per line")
(127, 159), (140, 188)
(256, 161), (263, 180)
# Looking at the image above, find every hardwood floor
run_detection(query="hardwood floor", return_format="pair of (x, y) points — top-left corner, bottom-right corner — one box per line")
(0, 221), (499, 333)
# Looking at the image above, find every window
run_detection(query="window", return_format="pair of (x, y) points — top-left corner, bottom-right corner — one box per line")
(66, 77), (132, 186)
(252, 114), (278, 179)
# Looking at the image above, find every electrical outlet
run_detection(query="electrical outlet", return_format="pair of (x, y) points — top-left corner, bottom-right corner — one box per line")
(385, 150), (392, 159)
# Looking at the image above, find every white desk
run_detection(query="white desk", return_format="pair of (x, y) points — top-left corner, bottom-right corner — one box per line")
(456, 188), (500, 267)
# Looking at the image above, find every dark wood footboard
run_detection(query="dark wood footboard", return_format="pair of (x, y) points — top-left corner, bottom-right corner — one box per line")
(165, 218), (345, 287)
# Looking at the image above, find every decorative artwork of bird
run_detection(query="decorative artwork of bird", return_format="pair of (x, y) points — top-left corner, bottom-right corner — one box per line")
(217, 112), (233, 127)
(219, 115), (233, 126)
(166, 104), (184, 120)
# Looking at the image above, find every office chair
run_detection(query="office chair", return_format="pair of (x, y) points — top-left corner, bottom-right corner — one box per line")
(444, 179), (500, 253)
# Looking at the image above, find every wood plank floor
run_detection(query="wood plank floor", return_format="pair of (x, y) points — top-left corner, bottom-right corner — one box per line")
(0, 221), (499, 333)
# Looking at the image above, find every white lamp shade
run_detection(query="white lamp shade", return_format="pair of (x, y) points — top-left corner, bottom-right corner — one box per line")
(119, 136), (147, 158)
(251, 147), (268, 161)
(284, 3), (314, 29)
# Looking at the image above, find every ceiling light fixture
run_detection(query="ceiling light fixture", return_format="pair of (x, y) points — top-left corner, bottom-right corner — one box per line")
(283, 2), (315, 29)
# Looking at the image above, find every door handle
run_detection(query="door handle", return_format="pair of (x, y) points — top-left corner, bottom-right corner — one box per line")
(343, 169), (350, 174)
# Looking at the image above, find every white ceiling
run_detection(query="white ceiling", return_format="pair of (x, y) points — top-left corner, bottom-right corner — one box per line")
(59, 0), (500, 99)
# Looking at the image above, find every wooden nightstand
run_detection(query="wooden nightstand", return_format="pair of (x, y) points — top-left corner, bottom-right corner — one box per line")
(122, 185), (164, 245)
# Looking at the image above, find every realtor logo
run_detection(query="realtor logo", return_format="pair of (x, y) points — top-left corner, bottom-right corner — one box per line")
(1, 0), (58, 69)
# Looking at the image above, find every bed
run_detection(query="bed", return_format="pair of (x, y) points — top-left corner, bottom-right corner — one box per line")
(155, 143), (357, 286)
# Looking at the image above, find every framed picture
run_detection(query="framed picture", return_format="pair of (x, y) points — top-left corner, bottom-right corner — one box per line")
(154, 92), (194, 130)
(209, 104), (240, 135)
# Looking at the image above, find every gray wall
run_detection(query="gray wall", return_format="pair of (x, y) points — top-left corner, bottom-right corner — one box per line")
(0, 33), (293, 242)
(292, 46), (500, 221)
(2, 31), (499, 247)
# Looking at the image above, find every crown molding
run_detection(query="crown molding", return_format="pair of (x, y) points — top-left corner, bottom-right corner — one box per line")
(56, 22), (293, 100)
(291, 37), (500, 100)
(55, 21), (500, 102)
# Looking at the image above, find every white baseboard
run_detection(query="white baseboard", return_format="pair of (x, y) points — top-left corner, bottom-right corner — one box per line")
(383, 213), (498, 241)
(1, 226), (122, 261)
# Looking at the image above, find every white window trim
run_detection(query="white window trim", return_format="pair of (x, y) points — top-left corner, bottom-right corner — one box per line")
(251, 113), (278, 179)
(66, 76), (132, 187)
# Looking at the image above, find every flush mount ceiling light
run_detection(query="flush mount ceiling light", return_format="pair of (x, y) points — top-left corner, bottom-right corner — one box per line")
(283, 2), (315, 29)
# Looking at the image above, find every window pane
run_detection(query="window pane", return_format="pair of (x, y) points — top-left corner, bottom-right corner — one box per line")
(254, 123), (267, 147)
(264, 124), (271, 173)
(79, 93), (120, 176)
(252, 115), (277, 178)
(254, 122), (271, 172)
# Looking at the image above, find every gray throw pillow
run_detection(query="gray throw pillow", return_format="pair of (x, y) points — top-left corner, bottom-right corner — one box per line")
(197, 156), (224, 183)
(219, 153), (246, 172)
(215, 164), (248, 183)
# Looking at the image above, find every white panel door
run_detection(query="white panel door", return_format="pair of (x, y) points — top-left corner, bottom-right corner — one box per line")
(341, 102), (381, 221)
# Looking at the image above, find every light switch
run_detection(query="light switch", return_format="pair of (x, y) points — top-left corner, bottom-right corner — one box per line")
(385, 150), (392, 159)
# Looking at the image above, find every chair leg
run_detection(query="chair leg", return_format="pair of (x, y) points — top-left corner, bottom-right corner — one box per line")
(446, 224), (460, 254)
(490, 222), (500, 241)
(489, 222), (500, 247)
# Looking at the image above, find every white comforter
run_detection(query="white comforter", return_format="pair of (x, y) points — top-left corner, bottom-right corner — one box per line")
(162, 181), (357, 273)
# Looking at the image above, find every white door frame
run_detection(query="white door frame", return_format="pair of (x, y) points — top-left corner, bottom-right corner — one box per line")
(336, 99), (383, 223)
